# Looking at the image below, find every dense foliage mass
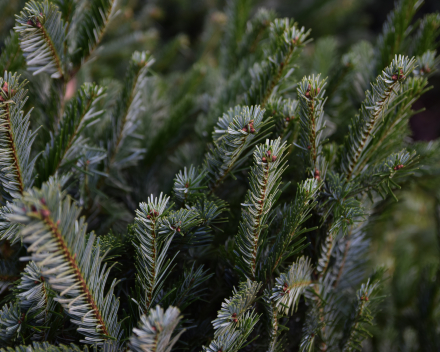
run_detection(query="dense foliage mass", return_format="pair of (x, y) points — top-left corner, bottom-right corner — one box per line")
(0, 0), (439, 351)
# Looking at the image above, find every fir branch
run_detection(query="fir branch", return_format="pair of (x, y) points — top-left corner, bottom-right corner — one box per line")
(14, 0), (66, 79)
(129, 305), (184, 352)
(175, 198), (227, 247)
(355, 76), (429, 172)
(339, 55), (416, 180)
(70, 0), (118, 68)
(107, 51), (154, 171)
(270, 256), (313, 315)
(212, 279), (261, 337)
(377, 0), (422, 70)
(316, 231), (335, 279)
(330, 225), (370, 292)
(16, 261), (58, 342)
(37, 83), (105, 184)
(297, 74), (327, 177)
(0, 32), (25, 74)
(299, 303), (327, 352)
(203, 313), (259, 352)
(245, 19), (311, 107)
(203, 279), (261, 351)
(358, 149), (419, 200)
(317, 205), (364, 281)
(321, 172), (364, 226)
(204, 105), (270, 192)
(134, 194), (200, 313)
(340, 280), (381, 351)
(234, 138), (288, 280)
(134, 193), (172, 314)
(261, 178), (319, 280)
(7, 181), (122, 344)
(0, 302), (21, 345)
(0, 72), (37, 201)
(173, 166), (207, 204)
(264, 295), (284, 352)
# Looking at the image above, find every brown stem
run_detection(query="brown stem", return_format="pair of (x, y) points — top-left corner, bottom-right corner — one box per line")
(42, 213), (110, 337)
(38, 25), (64, 79)
(3, 104), (25, 194)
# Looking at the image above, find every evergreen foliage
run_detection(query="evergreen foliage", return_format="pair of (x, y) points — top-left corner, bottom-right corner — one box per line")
(0, 0), (438, 350)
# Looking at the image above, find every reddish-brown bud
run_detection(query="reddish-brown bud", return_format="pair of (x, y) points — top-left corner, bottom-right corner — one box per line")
(177, 227), (181, 232)
(250, 127), (256, 133)
(262, 157), (267, 162)
(242, 127), (248, 132)
(266, 150), (272, 156)
(392, 74), (398, 81)
(185, 182), (189, 188)
(307, 145), (311, 150)
(316, 87), (321, 94)
(31, 205), (37, 212)
(272, 155), (277, 162)
(27, 20), (34, 26)
(285, 117), (290, 122)
(147, 214), (151, 219)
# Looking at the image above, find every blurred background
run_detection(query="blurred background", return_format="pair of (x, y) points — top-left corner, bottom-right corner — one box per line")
(1, 0), (440, 350)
